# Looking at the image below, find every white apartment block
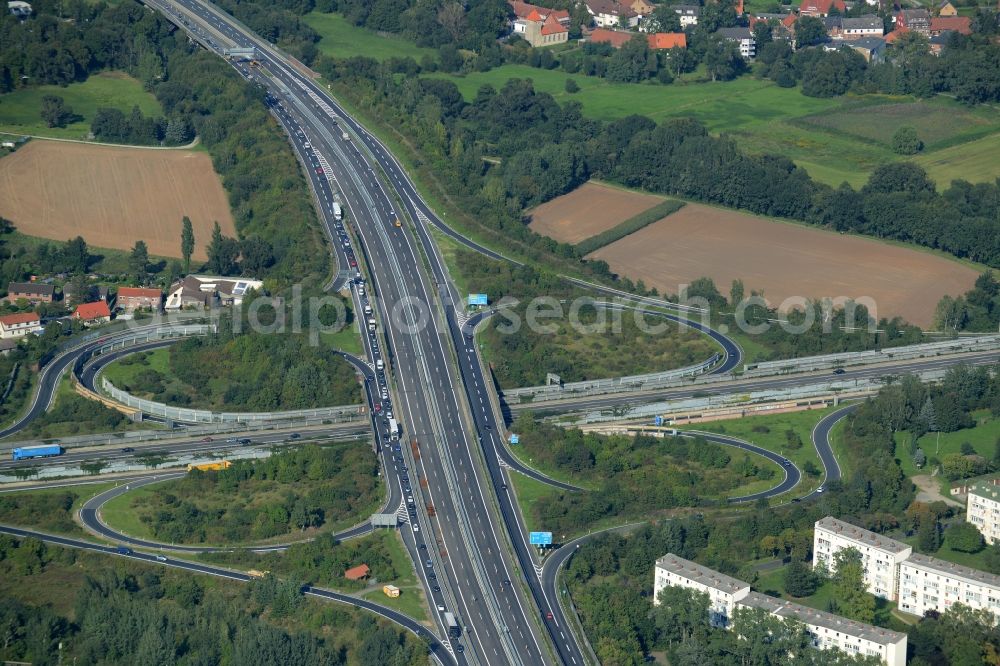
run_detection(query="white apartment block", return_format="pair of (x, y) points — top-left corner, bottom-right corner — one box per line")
(898, 552), (1000, 618)
(813, 517), (912, 600)
(654, 553), (750, 626)
(0, 312), (43, 339)
(741, 592), (907, 666)
(967, 482), (1000, 545)
(655, 554), (907, 666)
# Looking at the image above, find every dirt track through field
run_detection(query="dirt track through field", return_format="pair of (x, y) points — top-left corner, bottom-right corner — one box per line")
(528, 181), (664, 244)
(588, 204), (978, 327)
(0, 140), (235, 260)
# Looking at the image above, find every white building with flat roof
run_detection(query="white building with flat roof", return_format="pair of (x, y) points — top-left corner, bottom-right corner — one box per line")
(967, 481), (1000, 545)
(898, 552), (1000, 618)
(654, 554), (907, 666)
(813, 517), (912, 600)
(654, 553), (750, 625)
(741, 592), (907, 666)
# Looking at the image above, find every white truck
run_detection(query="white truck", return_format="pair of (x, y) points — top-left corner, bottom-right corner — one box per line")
(332, 202), (342, 221)
(387, 418), (399, 440)
(367, 317), (377, 332)
(376, 359), (384, 371)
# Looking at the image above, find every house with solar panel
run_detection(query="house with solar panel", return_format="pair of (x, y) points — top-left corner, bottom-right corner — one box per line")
(164, 275), (263, 311)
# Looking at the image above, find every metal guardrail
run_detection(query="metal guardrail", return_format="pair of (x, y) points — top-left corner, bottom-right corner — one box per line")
(559, 367), (956, 425)
(101, 377), (364, 426)
(503, 353), (721, 404)
(743, 335), (1000, 377)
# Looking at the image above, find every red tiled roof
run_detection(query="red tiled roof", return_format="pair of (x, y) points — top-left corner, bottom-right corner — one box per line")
(344, 564), (370, 580)
(117, 287), (162, 299)
(509, 0), (569, 22)
(590, 27), (638, 48)
(798, 0), (846, 15)
(526, 8), (543, 21)
(648, 32), (687, 49)
(73, 301), (111, 320)
(885, 27), (910, 42)
(0, 312), (40, 326)
(541, 13), (569, 34)
(930, 16), (971, 34)
(782, 13), (797, 28)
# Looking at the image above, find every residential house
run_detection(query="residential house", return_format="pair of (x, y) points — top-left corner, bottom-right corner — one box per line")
(116, 287), (163, 313)
(344, 564), (370, 581)
(840, 15), (884, 39)
(72, 300), (111, 326)
(655, 554), (907, 666)
(654, 554), (751, 626)
(586, 0), (639, 28)
(0, 312), (43, 339)
(740, 593), (907, 666)
(672, 4), (700, 27)
(61, 283), (109, 306)
(6, 281), (54, 304)
(508, 0), (570, 26)
(799, 0), (847, 17)
(630, 0), (655, 16)
(515, 10), (569, 46)
(749, 13), (797, 39)
(847, 36), (886, 61)
(647, 32), (687, 49)
(929, 31), (953, 53)
(937, 0), (958, 16)
(967, 480), (1000, 545)
(895, 8), (931, 34)
(884, 26), (910, 43)
(716, 26), (756, 58)
(930, 16), (971, 35)
(588, 27), (638, 47)
(823, 15), (844, 38)
(897, 553), (1000, 619)
(813, 517), (912, 601)
(7, 1), (31, 18)
(164, 275), (263, 311)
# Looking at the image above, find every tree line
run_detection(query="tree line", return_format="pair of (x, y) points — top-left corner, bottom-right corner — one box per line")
(1, 0), (329, 289)
(0, 535), (428, 665)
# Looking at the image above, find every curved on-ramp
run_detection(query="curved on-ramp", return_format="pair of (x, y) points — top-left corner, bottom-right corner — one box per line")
(78, 473), (378, 553)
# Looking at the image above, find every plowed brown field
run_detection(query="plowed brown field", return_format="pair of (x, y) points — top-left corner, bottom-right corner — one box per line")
(528, 181), (664, 244)
(0, 140), (235, 260)
(587, 203), (978, 327)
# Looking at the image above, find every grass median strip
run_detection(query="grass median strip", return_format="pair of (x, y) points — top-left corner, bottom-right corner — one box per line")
(575, 199), (685, 256)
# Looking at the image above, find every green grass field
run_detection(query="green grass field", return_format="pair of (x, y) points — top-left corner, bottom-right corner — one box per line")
(915, 131), (1000, 187)
(303, 12), (437, 61)
(508, 470), (564, 534)
(895, 410), (1000, 480)
(680, 407), (837, 498)
(359, 531), (428, 622)
(0, 71), (162, 141)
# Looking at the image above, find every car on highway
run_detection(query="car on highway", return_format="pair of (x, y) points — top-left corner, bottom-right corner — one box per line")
(817, 486), (825, 493)
(455, 645), (464, 653)
(116, 546), (134, 556)
(545, 611), (554, 620)
(288, 432), (301, 440)
(425, 559), (433, 568)
(432, 585), (440, 593)
(155, 555), (167, 562)
(782, 459), (791, 466)
(238, 438), (252, 445)
(374, 404), (382, 413)
(832, 368), (846, 375)
(201, 437), (213, 442)
(120, 447), (134, 453)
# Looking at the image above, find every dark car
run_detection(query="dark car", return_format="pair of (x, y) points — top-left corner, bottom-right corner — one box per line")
(832, 368), (846, 375)
(116, 546), (134, 556)
(288, 433), (301, 440)
(419, 543), (426, 550)
(120, 447), (134, 453)
(238, 438), (252, 445)
(201, 437), (214, 442)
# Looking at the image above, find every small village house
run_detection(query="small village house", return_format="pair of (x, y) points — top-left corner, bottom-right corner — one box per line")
(72, 300), (111, 326)
(0, 312), (43, 339)
(116, 287), (163, 313)
(6, 281), (54, 304)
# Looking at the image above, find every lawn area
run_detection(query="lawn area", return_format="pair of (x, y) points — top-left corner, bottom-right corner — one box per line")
(359, 531), (428, 623)
(320, 320), (363, 356)
(508, 470), (562, 534)
(915, 131), (1000, 187)
(18, 373), (152, 439)
(303, 12), (436, 62)
(2, 230), (174, 277)
(0, 71), (162, 141)
(895, 410), (1000, 480)
(100, 347), (172, 388)
(680, 406), (836, 498)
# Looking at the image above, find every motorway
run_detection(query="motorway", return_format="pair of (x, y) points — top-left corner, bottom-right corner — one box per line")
(513, 349), (1000, 417)
(145, 2), (574, 663)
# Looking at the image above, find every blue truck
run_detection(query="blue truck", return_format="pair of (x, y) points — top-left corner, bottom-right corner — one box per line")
(11, 444), (63, 461)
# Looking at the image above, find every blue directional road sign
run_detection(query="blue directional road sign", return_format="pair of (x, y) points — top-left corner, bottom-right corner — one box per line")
(654, 416), (663, 426)
(529, 531), (553, 546)
(509, 434), (520, 445)
(468, 293), (488, 306)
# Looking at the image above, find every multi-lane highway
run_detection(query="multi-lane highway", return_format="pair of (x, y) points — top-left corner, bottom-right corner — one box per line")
(143, 2), (576, 662)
